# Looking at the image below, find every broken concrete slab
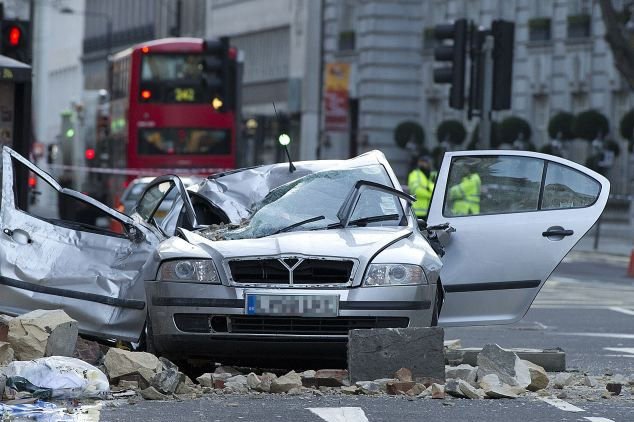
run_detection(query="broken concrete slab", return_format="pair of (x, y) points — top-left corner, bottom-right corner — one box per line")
(431, 383), (445, 399)
(150, 368), (185, 394)
(140, 386), (170, 400)
(72, 337), (106, 366)
(445, 364), (477, 385)
(405, 383), (427, 396)
(523, 360), (549, 391)
(444, 339), (462, 350)
(7, 309), (78, 360)
(196, 373), (213, 388)
(386, 380), (416, 395)
(355, 381), (382, 395)
(103, 348), (162, 381)
(255, 372), (277, 393)
(224, 375), (248, 393)
(477, 344), (531, 388)
(0, 315), (12, 342)
(553, 372), (574, 389)
(0, 341), (14, 365)
(270, 371), (302, 394)
(246, 373), (260, 390)
(348, 328), (444, 384)
(394, 368), (413, 382)
(446, 347), (565, 372)
(314, 369), (349, 387)
(478, 374), (519, 399)
(445, 379), (465, 398)
(214, 366), (241, 376)
(583, 375), (598, 388)
(458, 380), (485, 399)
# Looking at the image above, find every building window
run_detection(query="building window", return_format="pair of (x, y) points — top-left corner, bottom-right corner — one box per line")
(528, 18), (551, 42)
(338, 31), (356, 51)
(567, 14), (591, 39)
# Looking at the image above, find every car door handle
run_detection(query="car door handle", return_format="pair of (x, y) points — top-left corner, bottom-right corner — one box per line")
(3, 228), (33, 244)
(542, 227), (574, 237)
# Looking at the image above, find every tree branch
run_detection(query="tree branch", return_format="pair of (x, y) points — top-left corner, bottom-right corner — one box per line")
(599, 0), (634, 89)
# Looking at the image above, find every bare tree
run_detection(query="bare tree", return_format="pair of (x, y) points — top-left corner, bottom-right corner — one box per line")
(599, 0), (634, 88)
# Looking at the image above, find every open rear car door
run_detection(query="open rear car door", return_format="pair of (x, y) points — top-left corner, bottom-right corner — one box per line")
(426, 150), (609, 326)
(0, 147), (160, 341)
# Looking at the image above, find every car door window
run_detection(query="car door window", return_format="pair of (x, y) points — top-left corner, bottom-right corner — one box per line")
(443, 156), (544, 217)
(541, 162), (601, 210)
(12, 157), (126, 235)
(135, 180), (174, 222)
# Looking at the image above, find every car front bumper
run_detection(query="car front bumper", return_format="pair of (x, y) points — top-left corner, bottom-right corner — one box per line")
(145, 280), (435, 359)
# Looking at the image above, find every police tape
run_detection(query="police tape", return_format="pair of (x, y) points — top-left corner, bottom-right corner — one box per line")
(48, 164), (230, 176)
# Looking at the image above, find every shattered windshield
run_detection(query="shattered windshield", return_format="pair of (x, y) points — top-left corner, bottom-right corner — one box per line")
(200, 165), (403, 240)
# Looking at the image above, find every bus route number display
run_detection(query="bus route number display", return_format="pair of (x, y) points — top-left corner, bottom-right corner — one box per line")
(174, 88), (196, 102)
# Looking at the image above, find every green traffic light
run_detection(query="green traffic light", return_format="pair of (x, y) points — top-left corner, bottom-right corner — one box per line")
(65, 128), (75, 138)
(278, 133), (291, 146)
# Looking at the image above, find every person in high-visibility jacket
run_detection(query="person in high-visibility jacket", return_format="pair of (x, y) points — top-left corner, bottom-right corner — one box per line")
(408, 155), (435, 218)
(448, 167), (481, 216)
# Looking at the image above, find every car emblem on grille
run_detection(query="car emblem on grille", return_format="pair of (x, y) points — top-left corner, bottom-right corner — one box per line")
(278, 257), (303, 285)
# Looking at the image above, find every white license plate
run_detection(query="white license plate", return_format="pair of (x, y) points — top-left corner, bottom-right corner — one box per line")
(245, 294), (339, 317)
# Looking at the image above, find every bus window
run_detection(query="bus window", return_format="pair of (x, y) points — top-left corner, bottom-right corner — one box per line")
(142, 54), (203, 81)
(138, 128), (231, 155)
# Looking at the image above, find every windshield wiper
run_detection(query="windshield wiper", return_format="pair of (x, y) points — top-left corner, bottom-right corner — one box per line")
(326, 213), (400, 229)
(273, 215), (325, 235)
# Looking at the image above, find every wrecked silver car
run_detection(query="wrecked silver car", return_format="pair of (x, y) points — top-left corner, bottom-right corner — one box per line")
(0, 147), (609, 362)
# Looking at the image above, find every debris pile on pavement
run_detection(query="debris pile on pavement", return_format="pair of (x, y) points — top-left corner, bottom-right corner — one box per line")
(1, 310), (633, 412)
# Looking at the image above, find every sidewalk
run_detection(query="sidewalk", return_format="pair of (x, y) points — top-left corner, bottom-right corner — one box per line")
(573, 221), (633, 257)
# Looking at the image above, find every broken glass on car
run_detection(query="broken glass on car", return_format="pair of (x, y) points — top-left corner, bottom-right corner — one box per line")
(199, 165), (405, 240)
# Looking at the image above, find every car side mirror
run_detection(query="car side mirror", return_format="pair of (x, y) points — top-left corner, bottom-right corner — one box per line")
(417, 218), (427, 231)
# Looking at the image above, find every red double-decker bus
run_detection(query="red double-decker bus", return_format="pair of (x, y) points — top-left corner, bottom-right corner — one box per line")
(91, 37), (239, 207)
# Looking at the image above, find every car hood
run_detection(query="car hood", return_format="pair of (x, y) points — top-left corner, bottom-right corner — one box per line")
(170, 226), (413, 266)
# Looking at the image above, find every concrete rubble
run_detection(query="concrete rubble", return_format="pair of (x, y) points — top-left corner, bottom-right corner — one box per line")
(0, 316), (631, 407)
(6, 310), (78, 361)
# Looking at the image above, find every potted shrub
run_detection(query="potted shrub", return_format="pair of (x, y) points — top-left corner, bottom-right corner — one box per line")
(572, 110), (610, 141)
(436, 120), (466, 146)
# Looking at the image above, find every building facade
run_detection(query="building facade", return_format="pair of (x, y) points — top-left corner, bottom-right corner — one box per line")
(82, 0), (206, 90)
(205, 0), (322, 165)
(320, 0), (633, 190)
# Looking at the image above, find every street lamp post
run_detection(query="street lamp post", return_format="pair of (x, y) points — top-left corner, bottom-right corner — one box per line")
(59, 7), (113, 93)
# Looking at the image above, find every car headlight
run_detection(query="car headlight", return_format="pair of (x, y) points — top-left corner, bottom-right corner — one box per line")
(363, 264), (428, 286)
(158, 259), (220, 283)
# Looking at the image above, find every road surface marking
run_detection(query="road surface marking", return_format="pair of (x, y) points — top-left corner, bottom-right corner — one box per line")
(555, 332), (634, 340)
(608, 306), (634, 316)
(308, 407), (370, 422)
(584, 418), (615, 422)
(539, 397), (585, 412)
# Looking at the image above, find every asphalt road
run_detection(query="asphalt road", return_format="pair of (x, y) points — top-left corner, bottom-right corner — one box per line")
(95, 251), (634, 422)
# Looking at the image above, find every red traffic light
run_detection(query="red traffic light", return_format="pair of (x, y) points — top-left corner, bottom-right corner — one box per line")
(85, 148), (96, 160)
(8, 25), (21, 46)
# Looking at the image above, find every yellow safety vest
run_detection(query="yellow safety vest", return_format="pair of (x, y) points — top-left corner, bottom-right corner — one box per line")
(449, 173), (481, 216)
(408, 169), (435, 218)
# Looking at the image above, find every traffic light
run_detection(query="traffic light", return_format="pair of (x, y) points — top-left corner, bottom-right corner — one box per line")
(60, 112), (74, 141)
(491, 20), (515, 111)
(433, 19), (468, 110)
(1, 20), (30, 63)
(202, 36), (235, 111)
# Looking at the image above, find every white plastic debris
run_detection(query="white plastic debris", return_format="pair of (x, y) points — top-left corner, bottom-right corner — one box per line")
(1, 356), (110, 399)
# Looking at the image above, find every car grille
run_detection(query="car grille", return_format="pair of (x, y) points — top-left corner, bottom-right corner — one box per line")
(174, 314), (409, 335)
(228, 258), (354, 285)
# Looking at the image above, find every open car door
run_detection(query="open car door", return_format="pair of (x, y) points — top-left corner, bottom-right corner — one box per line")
(426, 150), (609, 326)
(0, 147), (160, 341)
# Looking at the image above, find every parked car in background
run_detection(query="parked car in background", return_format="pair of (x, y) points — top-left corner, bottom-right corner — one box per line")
(0, 147), (609, 364)
(118, 176), (201, 216)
